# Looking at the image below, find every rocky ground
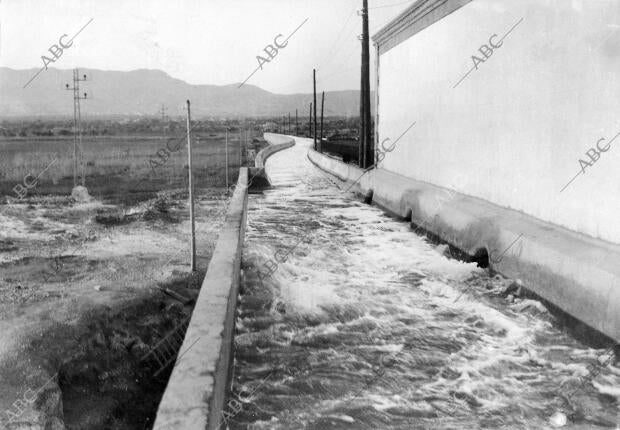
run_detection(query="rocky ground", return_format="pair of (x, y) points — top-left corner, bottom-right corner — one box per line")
(0, 187), (231, 429)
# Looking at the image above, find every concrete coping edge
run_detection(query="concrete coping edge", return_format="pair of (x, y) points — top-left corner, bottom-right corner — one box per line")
(152, 168), (249, 430)
(307, 147), (620, 343)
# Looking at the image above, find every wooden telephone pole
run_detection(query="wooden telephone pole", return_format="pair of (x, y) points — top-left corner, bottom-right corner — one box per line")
(225, 127), (229, 189)
(320, 91), (325, 152)
(359, 0), (372, 168)
(313, 68), (317, 150)
(295, 109), (298, 135)
(308, 103), (312, 137)
(186, 100), (196, 272)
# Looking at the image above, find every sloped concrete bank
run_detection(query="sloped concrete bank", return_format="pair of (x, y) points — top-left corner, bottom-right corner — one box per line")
(152, 169), (248, 430)
(257, 133), (296, 167)
(248, 133), (295, 189)
(308, 148), (620, 344)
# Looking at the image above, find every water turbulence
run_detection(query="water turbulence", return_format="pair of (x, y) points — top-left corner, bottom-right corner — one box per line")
(231, 141), (619, 429)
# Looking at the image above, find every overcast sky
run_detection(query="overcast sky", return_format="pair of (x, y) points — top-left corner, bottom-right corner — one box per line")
(0, 0), (415, 94)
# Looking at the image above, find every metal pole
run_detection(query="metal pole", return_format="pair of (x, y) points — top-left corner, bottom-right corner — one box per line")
(186, 100), (196, 272)
(72, 70), (77, 188)
(66, 68), (88, 188)
(313, 69), (317, 150)
(225, 128), (229, 189)
(77, 78), (84, 187)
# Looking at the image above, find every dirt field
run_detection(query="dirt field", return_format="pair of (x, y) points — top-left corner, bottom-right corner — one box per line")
(0, 131), (253, 428)
(0, 128), (269, 198)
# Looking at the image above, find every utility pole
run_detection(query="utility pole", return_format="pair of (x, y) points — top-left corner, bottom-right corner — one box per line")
(65, 69), (88, 188)
(313, 68), (317, 150)
(239, 130), (242, 167)
(186, 100), (196, 272)
(359, 0), (372, 168)
(288, 112), (291, 135)
(225, 127), (229, 189)
(320, 91), (325, 152)
(295, 109), (298, 135)
(308, 103), (312, 138)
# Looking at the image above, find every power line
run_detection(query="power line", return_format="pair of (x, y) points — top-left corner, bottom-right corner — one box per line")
(64, 69), (89, 188)
(318, 60), (360, 83)
(320, 22), (360, 72)
(369, 0), (415, 9)
(320, 6), (357, 64)
(319, 45), (360, 82)
(269, 4), (361, 94)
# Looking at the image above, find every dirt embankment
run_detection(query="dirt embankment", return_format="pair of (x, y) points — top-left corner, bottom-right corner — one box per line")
(0, 188), (231, 429)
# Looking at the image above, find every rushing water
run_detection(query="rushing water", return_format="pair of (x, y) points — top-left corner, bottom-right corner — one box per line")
(231, 138), (619, 430)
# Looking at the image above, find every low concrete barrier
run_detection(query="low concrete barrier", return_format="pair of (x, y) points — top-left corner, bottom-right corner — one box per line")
(152, 168), (248, 430)
(257, 133), (295, 168)
(248, 133), (295, 188)
(308, 148), (620, 343)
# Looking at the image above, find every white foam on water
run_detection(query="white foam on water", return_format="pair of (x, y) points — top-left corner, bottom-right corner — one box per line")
(235, 139), (620, 429)
(365, 393), (408, 411)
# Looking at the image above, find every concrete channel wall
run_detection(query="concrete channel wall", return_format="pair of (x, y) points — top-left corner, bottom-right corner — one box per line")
(307, 147), (620, 344)
(152, 168), (248, 430)
(249, 133), (296, 188)
(152, 136), (296, 429)
(257, 133), (295, 167)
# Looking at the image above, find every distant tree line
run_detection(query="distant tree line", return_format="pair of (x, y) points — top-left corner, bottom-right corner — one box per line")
(0, 116), (362, 139)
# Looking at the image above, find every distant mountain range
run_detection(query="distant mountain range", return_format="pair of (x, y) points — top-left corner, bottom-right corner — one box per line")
(0, 67), (365, 118)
